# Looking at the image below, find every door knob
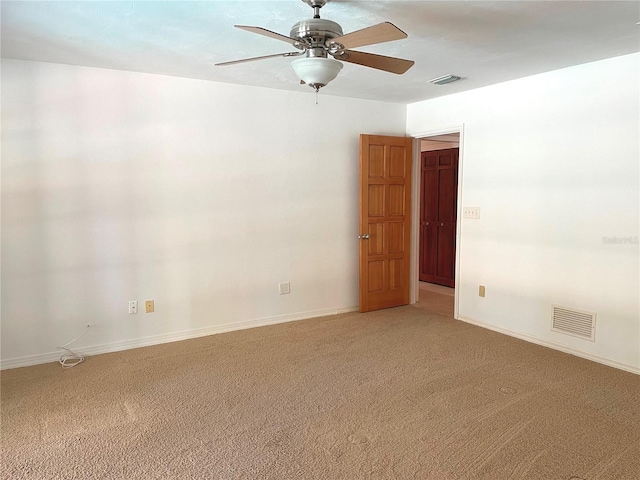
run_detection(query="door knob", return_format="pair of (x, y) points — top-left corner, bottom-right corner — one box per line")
(359, 234), (370, 239)
(440, 223), (444, 227)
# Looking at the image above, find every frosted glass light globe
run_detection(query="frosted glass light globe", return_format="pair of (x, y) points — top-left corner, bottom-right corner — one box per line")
(291, 57), (343, 89)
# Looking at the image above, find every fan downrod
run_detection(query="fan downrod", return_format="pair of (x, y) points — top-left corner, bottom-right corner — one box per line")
(302, 0), (328, 19)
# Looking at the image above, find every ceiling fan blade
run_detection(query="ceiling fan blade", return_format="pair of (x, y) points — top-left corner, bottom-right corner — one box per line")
(327, 22), (407, 50)
(215, 51), (302, 67)
(235, 25), (306, 48)
(337, 50), (414, 74)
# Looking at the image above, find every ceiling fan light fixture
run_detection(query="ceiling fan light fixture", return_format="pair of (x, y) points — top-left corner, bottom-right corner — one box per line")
(219, 1), (414, 93)
(428, 74), (462, 85)
(292, 57), (343, 91)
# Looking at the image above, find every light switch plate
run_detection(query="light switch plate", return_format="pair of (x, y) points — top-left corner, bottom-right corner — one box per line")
(463, 207), (480, 219)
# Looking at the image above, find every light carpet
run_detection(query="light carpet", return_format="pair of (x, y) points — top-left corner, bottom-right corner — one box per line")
(1, 306), (639, 479)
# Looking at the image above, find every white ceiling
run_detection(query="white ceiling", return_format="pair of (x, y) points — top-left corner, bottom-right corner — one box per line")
(2, 1), (639, 104)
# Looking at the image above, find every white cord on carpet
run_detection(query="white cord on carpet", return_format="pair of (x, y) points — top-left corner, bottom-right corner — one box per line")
(57, 325), (91, 368)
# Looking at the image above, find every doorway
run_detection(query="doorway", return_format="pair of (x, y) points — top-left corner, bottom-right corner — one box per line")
(410, 130), (462, 319)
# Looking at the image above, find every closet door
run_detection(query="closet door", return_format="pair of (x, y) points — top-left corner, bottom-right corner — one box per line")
(419, 148), (458, 287)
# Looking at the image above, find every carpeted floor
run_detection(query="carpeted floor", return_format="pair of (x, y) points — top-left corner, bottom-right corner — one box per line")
(1, 306), (639, 479)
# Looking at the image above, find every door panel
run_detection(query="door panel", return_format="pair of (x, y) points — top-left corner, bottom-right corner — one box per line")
(423, 168), (438, 222)
(389, 147), (406, 177)
(437, 224), (455, 280)
(369, 147), (385, 177)
(422, 223), (438, 278)
(389, 259), (404, 289)
(438, 168), (455, 223)
(389, 185), (405, 215)
(388, 222), (405, 254)
(369, 222), (384, 255)
(369, 185), (385, 216)
(368, 261), (384, 292)
(359, 134), (412, 312)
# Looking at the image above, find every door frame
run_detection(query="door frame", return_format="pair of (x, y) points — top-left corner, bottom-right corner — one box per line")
(409, 125), (465, 320)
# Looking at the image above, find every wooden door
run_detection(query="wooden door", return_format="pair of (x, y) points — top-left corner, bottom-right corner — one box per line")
(419, 148), (458, 287)
(359, 135), (412, 312)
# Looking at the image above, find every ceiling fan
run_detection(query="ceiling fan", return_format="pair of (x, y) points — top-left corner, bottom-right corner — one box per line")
(215, 0), (415, 93)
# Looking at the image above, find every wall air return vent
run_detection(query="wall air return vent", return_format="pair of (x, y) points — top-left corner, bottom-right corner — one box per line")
(551, 305), (596, 341)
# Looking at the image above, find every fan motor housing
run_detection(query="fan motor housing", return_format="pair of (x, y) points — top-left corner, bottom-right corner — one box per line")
(290, 18), (343, 49)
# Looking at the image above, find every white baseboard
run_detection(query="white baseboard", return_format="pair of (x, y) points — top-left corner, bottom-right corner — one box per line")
(457, 315), (640, 375)
(0, 306), (359, 370)
(8, 308), (633, 375)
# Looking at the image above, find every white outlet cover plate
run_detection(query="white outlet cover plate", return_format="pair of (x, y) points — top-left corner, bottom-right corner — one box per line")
(128, 300), (138, 314)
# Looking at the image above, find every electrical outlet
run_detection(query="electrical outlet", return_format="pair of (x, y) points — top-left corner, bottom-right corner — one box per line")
(145, 300), (154, 313)
(279, 282), (291, 295)
(128, 300), (138, 314)
(479, 285), (486, 297)
(463, 207), (480, 219)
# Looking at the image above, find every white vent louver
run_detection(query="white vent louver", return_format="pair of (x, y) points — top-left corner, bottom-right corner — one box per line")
(551, 305), (596, 341)
(428, 74), (462, 85)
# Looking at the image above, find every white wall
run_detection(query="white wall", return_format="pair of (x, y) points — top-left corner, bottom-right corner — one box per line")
(408, 53), (640, 372)
(1, 59), (406, 367)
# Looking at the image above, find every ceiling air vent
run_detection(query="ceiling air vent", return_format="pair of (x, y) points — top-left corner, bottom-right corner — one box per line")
(428, 74), (462, 85)
(551, 305), (596, 341)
